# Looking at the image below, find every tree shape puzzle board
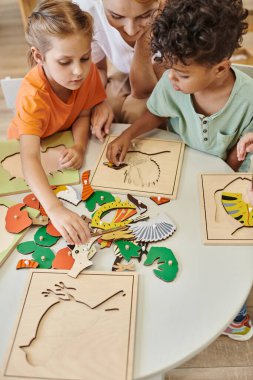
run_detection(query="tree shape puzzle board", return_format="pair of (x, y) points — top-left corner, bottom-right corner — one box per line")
(199, 173), (253, 245)
(2, 270), (138, 380)
(0, 198), (39, 266)
(91, 136), (185, 198)
(0, 131), (79, 196)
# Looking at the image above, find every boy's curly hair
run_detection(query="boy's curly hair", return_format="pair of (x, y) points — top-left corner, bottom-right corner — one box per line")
(151, 0), (248, 66)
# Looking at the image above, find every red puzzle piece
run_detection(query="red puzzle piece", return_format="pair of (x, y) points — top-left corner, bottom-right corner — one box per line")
(5, 203), (32, 233)
(46, 222), (62, 237)
(52, 247), (74, 269)
(150, 196), (171, 205)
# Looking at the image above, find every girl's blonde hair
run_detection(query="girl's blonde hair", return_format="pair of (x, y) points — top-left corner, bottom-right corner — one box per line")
(26, 0), (93, 66)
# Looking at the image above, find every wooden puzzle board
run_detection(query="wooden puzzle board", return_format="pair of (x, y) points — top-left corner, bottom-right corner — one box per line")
(0, 131), (79, 196)
(0, 198), (39, 266)
(91, 136), (185, 198)
(199, 173), (253, 245)
(2, 270), (138, 380)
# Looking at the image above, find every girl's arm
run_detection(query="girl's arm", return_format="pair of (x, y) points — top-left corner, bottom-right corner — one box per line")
(59, 109), (91, 169)
(20, 134), (90, 244)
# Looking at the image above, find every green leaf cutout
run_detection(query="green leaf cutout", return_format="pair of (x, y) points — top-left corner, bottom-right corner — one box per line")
(34, 226), (60, 247)
(85, 191), (115, 212)
(32, 247), (55, 269)
(17, 241), (37, 255)
(114, 240), (141, 261)
(144, 247), (178, 282)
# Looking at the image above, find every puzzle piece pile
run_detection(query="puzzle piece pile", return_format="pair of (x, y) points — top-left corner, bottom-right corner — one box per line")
(4, 170), (179, 282)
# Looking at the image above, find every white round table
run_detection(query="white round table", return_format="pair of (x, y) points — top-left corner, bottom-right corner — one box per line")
(0, 124), (252, 380)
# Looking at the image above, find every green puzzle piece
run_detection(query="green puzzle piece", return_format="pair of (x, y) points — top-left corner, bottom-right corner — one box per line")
(114, 240), (141, 261)
(85, 191), (115, 212)
(32, 247), (55, 269)
(34, 226), (60, 247)
(17, 241), (37, 254)
(144, 247), (178, 282)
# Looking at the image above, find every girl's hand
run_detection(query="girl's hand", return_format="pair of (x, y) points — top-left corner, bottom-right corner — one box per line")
(90, 101), (114, 142)
(106, 132), (132, 165)
(58, 145), (84, 169)
(48, 204), (91, 245)
(237, 133), (253, 161)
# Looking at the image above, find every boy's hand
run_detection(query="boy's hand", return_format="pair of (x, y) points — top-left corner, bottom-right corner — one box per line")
(237, 133), (253, 161)
(106, 132), (132, 165)
(48, 204), (91, 245)
(58, 145), (84, 169)
(91, 101), (114, 142)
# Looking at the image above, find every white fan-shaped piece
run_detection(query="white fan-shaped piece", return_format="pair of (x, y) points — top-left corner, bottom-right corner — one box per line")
(128, 214), (176, 242)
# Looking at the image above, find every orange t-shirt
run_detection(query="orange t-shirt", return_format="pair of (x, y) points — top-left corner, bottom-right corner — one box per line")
(8, 63), (106, 139)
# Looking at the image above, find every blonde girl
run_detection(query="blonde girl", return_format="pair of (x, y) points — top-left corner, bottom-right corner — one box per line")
(8, 0), (107, 244)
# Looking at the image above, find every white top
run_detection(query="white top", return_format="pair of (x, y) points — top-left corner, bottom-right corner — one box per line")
(76, 0), (134, 73)
(0, 125), (253, 379)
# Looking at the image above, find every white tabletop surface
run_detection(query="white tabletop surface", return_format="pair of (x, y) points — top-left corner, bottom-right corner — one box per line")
(0, 124), (253, 380)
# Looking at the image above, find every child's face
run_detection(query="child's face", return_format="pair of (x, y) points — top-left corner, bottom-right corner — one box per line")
(103, 0), (158, 45)
(167, 61), (221, 94)
(42, 32), (92, 93)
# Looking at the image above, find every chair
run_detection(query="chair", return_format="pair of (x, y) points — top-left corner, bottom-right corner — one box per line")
(0, 77), (23, 111)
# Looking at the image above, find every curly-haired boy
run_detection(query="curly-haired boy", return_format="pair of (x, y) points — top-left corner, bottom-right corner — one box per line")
(107, 0), (253, 341)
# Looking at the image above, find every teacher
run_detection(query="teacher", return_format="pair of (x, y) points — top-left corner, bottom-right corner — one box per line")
(76, 0), (164, 140)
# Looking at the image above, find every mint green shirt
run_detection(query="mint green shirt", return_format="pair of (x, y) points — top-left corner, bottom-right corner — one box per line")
(147, 68), (253, 171)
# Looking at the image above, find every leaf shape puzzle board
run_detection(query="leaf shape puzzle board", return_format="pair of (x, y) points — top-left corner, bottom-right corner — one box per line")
(0, 131), (79, 196)
(0, 198), (39, 266)
(91, 136), (185, 198)
(199, 173), (253, 244)
(2, 270), (138, 380)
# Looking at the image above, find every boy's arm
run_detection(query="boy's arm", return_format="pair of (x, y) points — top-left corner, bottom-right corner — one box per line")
(59, 109), (91, 169)
(106, 109), (165, 164)
(226, 143), (242, 171)
(20, 134), (90, 244)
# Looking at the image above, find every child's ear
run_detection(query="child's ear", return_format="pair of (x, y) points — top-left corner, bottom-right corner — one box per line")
(31, 47), (44, 65)
(215, 60), (231, 77)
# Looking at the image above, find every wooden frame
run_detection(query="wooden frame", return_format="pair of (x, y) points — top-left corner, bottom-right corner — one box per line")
(2, 270), (138, 380)
(91, 136), (185, 199)
(199, 173), (253, 245)
(0, 131), (80, 196)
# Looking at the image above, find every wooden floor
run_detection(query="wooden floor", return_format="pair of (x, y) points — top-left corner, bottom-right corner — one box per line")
(0, 1), (252, 379)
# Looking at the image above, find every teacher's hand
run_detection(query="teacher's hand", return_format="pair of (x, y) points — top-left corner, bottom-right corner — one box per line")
(91, 100), (114, 142)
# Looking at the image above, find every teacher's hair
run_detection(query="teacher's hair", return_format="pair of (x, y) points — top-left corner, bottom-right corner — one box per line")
(25, 0), (93, 66)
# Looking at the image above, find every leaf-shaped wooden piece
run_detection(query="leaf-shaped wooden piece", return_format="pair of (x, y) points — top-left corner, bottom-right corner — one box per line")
(17, 241), (37, 254)
(34, 226), (60, 247)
